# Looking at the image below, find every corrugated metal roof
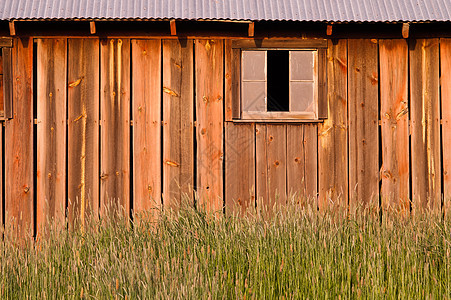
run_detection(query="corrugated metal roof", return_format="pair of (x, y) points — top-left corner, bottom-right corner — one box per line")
(0, 0), (450, 22)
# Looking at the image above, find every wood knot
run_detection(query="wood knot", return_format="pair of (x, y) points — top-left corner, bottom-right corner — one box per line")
(355, 67), (360, 73)
(116, 171), (120, 176)
(294, 157), (300, 163)
(269, 136), (274, 142)
(201, 128), (207, 135)
(274, 160), (280, 167)
(147, 185), (152, 192)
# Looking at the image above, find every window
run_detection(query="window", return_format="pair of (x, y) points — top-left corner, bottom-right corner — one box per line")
(231, 39), (327, 121)
(0, 37), (13, 120)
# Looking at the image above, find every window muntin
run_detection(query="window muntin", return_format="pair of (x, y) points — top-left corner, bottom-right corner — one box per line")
(241, 49), (318, 120)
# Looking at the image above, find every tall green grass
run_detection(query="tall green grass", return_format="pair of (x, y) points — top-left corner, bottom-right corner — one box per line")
(1, 199), (451, 299)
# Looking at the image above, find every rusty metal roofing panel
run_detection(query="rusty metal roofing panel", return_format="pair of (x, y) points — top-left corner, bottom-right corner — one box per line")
(0, 0), (450, 22)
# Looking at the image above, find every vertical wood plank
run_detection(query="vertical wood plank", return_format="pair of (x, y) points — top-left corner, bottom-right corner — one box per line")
(266, 124), (287, 208)
(304, 124), (318, 200)
(67, 38), (100, 227)
(256, 124), (268, 213)
(2, 48), (13, 119)
(441, 38), (451, 216)
(225, 122), (255, 215)
(195, 39), (224, 213)
(231, 48), (241, 119)
(224, 40), (233, 121)
(287, 125), (305, 200)
(348, 39), (379, 210)
(379, 39), (409, 213)
(132, 39), (162, 216)
(0, 125), (2, 227)
(36, 38), (67, 233)
(318, 39), (348, 211)
(5, 38), (34, 239)
(162, 39), (194, 210)
(100, 38), (131, 217)
(317, 48), (328, 119)
(410, 39), (441, 213)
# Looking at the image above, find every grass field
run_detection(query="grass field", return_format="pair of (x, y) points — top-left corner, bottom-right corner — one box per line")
(1, 200), (451, 299)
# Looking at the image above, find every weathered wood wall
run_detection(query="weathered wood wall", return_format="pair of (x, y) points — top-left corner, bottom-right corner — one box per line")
(2, 37), (451, 237)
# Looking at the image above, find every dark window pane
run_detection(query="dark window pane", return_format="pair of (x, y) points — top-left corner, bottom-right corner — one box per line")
(267, 50), (289, 111)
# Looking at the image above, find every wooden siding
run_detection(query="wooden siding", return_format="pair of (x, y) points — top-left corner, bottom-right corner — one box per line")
(100, 38), (131, 217)
(5, 38), (34, 239)
(441, 38), (451, 216)
(131, 39), (161, 217)
(410, 39), (441, 214)
(36, 38), (67, 234)
(3, 36), (451, 237)
(67, 38), (100, 228)
(195, 39), (224, 213)
(348, 39), (379, 210)
(162, 39), (194, 211)
(379, 39), (409, 213)
(318, 39), (348, 211)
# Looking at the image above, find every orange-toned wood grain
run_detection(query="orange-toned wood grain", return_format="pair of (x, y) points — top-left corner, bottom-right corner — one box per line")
(441, 38), (451, 216)
(195, 39), (224, 213)
(410, 39), (441, 214)
(303, 124), (318, 201)
(0, 124), (2, 226)
(266, 124), (287, 208)
(132, 39), (162, 216)
(256, 124), (268, 214)
(36, 38), (67, 234)
(5, 38), (34, 239)
(379, 39), (409, 213)
(0, 75), (3, 116)
(348, 39), (379, 211)
(286, 124), (317, 203)
(0, 48), (3, 116)
(100, 38), (131, 217)
(287, 125), (305, 200)
(225, 122), (255, 215)
(224, 40), (233, 121)
(2, 48), (13, 119)
(67, 38), (100, 227)
(318, 39), (348, 211)
(162, 39), (194, 210)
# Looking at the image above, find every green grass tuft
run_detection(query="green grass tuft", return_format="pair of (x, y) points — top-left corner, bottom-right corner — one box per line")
(1, 199), (451, 299)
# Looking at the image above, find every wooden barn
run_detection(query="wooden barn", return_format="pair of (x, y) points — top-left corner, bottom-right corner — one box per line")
(0, 0), (450, 236)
